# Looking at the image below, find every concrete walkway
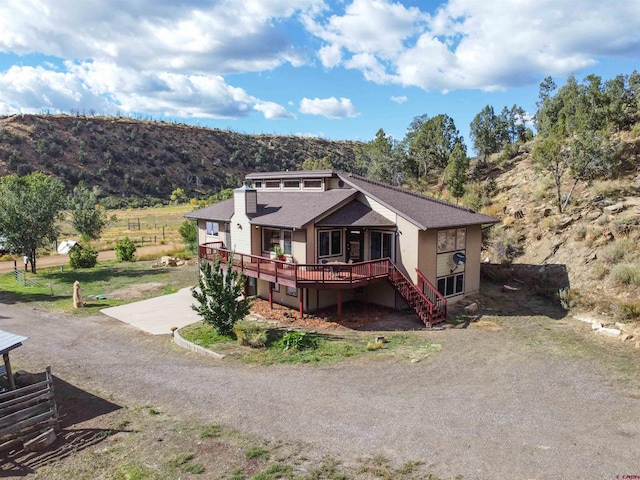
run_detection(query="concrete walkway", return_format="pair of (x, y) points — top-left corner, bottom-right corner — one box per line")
(101, 287), (200, 335)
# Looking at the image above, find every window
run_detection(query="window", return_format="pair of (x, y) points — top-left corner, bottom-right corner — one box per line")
(286, 286), (297, 297)
(282, 230), (292, 255)
(253, 180), (262, 188)
(265, 180), (280, 189)
(272, 283), (280, 292)
(283, 180), (300, 189)
(437, 228), (466, 253)
(318, 229), (342, 257)
(263, 228), (280, 252)
(262, 228), (293, 254)
(437, 273), (464, 297)
(303, 179), (322, 189)
(370, 231), (394, 259)
(205, 221), (219, 236)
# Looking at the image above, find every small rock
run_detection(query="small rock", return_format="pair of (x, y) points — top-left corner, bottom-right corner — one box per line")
(464, 302), (478, 313)
(597, 327), (621, 337)
(591, 322), (603, 330)
(603, 203), (625, 214)
(619, 333), (633, 342)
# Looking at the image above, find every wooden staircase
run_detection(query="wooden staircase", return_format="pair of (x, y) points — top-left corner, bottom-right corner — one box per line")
(386, 262), (447, 327)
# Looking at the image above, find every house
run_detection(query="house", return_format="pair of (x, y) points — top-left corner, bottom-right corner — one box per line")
(186, 170), (499, 326)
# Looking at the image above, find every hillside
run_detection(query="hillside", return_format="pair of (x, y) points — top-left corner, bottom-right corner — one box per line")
(478, 133), (640, 321)
(0, 114), (359, 205)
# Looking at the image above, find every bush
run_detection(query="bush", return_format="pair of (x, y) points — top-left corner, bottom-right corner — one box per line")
(69, 245), (98, 269)
(610, 263), (640, 286)
(115, 237), (137, 262)
(234, 321), (268, 348)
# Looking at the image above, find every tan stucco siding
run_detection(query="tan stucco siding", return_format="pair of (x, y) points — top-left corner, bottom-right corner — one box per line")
(292, 230), (307, 263)
(418, 229), (438, 285)
(464, 224), (482, 294)
(395, 216), (420, 282)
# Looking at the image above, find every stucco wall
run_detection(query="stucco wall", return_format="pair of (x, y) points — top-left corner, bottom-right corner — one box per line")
(464, 224), (483, 294)
(395, 215), (419, 282)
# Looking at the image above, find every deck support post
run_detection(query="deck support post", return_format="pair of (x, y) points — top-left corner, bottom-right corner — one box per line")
(268, 283), (273, 309)
(337, 289), (343, 319)
(299, 290), (303, 318)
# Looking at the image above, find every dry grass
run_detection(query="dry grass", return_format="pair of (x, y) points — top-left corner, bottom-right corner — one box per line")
(58, 204), (193, 251)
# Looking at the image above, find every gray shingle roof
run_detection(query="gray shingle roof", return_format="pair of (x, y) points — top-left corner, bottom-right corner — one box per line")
(337, 172), (499, 230)
(185, 199), (235, 222)
(316, 200), (396, 227)
(186, 189), (357, 229)
(250, 189), (356, 229)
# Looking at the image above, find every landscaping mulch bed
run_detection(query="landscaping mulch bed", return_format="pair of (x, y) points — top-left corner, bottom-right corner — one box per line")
(249, 298), (407, 332)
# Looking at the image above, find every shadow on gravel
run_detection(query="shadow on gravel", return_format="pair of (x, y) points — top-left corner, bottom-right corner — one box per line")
(0, 376), (125, 477)
(453, 263), (571, 320)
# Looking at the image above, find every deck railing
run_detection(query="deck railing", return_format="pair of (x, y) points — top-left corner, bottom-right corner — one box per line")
(199, 243), (390, 287)
(415, 269), (447, 319)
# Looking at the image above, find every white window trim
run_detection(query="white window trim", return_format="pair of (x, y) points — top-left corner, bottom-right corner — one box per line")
(205, 221), (220, 236)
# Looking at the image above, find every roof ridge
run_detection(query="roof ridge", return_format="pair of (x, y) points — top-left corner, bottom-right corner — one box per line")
(339, 172), (477, 214)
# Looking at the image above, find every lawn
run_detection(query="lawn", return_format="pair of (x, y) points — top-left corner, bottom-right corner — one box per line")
(0, 259), (198, 314)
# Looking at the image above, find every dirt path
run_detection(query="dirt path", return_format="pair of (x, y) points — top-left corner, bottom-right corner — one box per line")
(0, 244), (178, 273)
(1, 301), (638, 479)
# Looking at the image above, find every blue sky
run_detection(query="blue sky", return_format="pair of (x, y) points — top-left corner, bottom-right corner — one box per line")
(0, 0), (638, 152)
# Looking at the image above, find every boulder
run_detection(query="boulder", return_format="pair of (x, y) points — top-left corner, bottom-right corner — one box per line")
(160, 256), (178, 267)
(464, 302), (478, 313)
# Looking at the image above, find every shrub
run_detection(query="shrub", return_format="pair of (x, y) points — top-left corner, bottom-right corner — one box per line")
(610, 263), (640, 286)
(557, 288), (578, 310)
(115, 237), (137, 262)
(69, 245), (98, 269)
(234, 321), (268, 348)
(601, 238), (635, 265)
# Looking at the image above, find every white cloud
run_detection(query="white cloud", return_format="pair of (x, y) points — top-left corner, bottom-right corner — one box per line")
(299, 97), (359, 119)
(0, 62), (292, 120)
(391, 95), (407, 104)
(306, 0), (640, 91)
(254, 101), (295, 120)
(0, 0), (321, 75)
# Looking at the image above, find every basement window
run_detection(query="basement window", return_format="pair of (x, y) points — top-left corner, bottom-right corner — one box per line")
(437, 273), (464, 298)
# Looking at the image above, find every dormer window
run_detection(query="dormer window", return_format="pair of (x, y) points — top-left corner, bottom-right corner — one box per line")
(303, 179), (322, 189)
(283, 180), (300, 189)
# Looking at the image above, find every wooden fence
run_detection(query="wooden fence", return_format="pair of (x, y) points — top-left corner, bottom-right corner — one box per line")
(0, 366), (59, 453)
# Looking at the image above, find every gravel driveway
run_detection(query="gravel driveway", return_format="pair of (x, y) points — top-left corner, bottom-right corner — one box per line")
(2, 302), (639, 479)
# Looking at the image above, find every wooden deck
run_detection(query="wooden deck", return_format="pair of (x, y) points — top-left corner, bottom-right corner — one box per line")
(199, 243), (390, 289)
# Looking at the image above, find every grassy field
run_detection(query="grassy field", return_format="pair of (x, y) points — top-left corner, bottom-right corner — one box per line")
(58, 203), (194, 252)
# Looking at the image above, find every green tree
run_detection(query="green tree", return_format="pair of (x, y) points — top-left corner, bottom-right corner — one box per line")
(470, 105), (501, 163)
(532, 135), (571, 213)
(0, 172), (66, 273)
(170, 188), (186, 205)
(179, 219), (198, 253)
(70, 185), (108, 241)
(562, 132), (618, 211)
(355, 129), (406, 185)
(408, 114), (464, 179)
(445, 143), (469, 202)
(191, 256), (251, 336)
(301, 157), (333, 170)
